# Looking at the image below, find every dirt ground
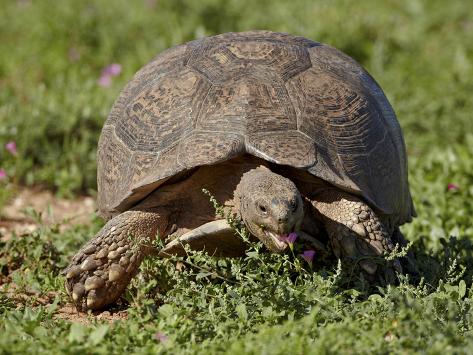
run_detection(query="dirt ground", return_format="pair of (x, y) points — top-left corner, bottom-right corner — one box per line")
(0, 188), (131, 323)
(2, 285), (128, 323)
(56, 304), (129, 323)
(0, 187), (95, 239)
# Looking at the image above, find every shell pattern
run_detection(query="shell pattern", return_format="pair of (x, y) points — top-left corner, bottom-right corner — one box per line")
(97, 31), (414, 225)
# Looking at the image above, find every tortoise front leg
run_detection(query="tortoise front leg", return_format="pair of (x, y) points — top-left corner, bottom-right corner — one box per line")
(64, 208), (168, 311)
(309, 189), (401, 278)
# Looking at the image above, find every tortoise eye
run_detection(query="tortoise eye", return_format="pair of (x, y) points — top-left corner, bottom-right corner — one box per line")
(290, 199), (298, 211)
(258, 204), (268, 214)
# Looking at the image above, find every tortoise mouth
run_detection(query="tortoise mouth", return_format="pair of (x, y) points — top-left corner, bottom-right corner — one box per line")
(264, 230), (289, 250)
(261, 225), (298, 253)
(243, 217), (300, 253)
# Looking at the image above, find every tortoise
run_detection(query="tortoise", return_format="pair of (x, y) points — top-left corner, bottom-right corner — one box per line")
(64, 31), (416, 311)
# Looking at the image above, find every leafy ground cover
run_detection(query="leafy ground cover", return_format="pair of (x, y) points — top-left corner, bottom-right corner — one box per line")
(0, 0), (472, 353)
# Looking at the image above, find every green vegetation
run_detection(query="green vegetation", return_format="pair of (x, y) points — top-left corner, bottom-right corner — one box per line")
(1, 0), (472, 353)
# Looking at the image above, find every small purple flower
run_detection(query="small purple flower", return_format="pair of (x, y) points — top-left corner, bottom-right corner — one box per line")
(154, 331), (168, 343)
(97, 75), (112, 87)
(98, 64), (121, 87)
(103, 63), (122, 77)
(0, 169), (7, 180)
(287, 232), (298, 244)
(278, 232), (298, 247)
(300, 250), (316, 264)
(447, 183), (459, 191)
(5, 141), (17, 156)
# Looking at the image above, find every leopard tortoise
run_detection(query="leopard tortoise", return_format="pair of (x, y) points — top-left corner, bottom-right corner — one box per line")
(64, 31), (416, 311)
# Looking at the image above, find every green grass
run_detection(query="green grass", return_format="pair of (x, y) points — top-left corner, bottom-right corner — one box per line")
(1, 0), (473, 353)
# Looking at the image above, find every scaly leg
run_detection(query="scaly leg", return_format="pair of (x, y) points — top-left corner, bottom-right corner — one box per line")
(310, 189), (401, 277)
(64, 208), (168, 311)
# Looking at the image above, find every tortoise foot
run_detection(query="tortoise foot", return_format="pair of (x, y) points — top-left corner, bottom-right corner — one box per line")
(64, 237), (143, 311)
(64, 210), (163, 311)
(311, 190), (402, 280)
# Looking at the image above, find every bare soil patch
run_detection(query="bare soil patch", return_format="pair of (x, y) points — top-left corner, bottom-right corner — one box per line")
(2, 287), (128, 323)
(0, 187), (95, 238)
(55, 304), (129, 324)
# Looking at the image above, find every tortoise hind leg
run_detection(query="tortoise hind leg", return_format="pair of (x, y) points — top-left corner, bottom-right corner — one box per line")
(309, 189), (401, 279)
(64, 208), (168, 311)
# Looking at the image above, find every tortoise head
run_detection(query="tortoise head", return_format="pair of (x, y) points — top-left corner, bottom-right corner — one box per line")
(235, 167), (304, 253)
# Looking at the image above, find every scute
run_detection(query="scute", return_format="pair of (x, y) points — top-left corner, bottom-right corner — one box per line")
(246, 131), (317, 168)
(196, 77), (296, 133)
(186, 38), (312, 83)
(115, 68), (209, 152)
(177, 132), (245, 168)
(98, 30), (414, 225)
(97, 127), (133, 216)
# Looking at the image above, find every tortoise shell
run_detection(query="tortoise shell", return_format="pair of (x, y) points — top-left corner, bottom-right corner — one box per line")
(97, 31), (415, 225)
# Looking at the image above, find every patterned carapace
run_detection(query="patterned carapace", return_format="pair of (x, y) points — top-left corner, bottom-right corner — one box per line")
(97, 31), (414, 225)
